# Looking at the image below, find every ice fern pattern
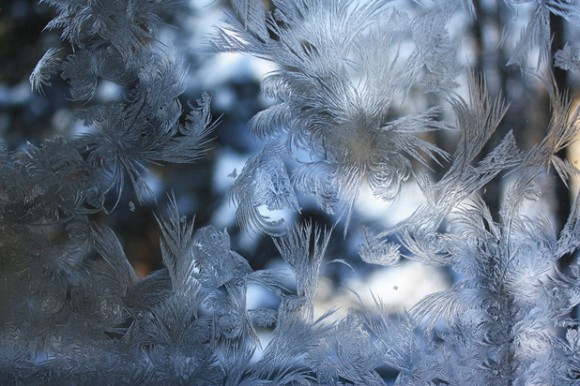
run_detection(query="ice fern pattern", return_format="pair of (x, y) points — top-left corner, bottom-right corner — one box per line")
(213, 0), (450, 228)
(3, 0), (580, 384)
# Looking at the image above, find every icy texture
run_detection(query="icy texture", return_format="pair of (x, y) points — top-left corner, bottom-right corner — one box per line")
(212, 0), (451, 226)
(3, 0), (580, 384)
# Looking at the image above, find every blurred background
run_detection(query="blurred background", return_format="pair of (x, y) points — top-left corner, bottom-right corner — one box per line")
(1, 0), (579, 318)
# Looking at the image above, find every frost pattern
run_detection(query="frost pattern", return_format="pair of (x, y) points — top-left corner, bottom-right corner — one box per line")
(213, 0), (451, 226)
(29, 48), (63, 94)
(230, 143), (299, 235)
(555, 43), (580, 72)
(3, 0), (580, 384)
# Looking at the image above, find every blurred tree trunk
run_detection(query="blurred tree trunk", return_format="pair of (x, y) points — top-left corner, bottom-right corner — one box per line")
(551, 13), (574, 269)
(473, 0), (509, 221)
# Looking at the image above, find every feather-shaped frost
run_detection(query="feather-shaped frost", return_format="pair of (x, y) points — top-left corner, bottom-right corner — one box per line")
(230, 143), (299, 236)
(555, 43), (580, 72)
(82, 53), (213, 204)
(29, 48), (63, 94)
(446, 75), (509, 180)
(247, 308), (277, 328)
(10, 0), (580, 382)
(156, 196), (197, 293)
(215, 0), (452, 230)
(60, 51), (100, 101)
(312, 311), (384, 385)
(410, 0), (462, 92)
(408, 74), (515, 217)
(544, 0), (580, 22)
(1, 138), (98, 223)
(292, 161), (340, 215)
(156, 93), (215, 164)
(229, 0), (269, 41)
(252, 296), (336, 382)
(192, 226), (252, 288)
(557, 190), (580, 257)
(507, 0), (580, 68)
(359, 228), (401, 266)
(41, 0), (174, 58)
(273, 221), (331, 320)
(514, 74), (580, 188)
(91, 223), (137, 297)
(507, 4), (551, 68)
(360, 301), (444, 384)
(124, 268), (173, 315)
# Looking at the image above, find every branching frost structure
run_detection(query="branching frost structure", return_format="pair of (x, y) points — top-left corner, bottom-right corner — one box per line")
(2, 0), (580, 384)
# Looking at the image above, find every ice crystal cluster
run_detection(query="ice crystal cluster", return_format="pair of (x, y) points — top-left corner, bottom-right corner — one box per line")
(3, 0), (580, 384)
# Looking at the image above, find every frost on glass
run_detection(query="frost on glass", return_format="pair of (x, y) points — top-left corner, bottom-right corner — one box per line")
(3, 0), (580, 384)
(212, 0), (451, 227)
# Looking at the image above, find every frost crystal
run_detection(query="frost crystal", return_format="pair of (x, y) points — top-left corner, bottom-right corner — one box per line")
(5, 0), (580, 383)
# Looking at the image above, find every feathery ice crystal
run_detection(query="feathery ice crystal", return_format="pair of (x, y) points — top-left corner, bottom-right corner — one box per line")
(2, 0), (580, 384)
